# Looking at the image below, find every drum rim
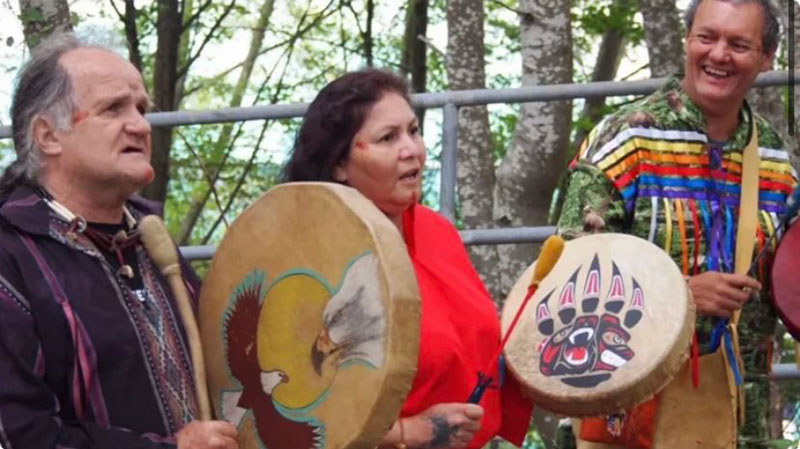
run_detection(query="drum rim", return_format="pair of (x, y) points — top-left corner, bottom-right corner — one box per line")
(501, 233), (696, 416)
(199, 182), (420, 449)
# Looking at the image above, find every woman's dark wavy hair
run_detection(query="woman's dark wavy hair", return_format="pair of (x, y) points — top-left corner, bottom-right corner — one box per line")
(283, 69), (411, 182)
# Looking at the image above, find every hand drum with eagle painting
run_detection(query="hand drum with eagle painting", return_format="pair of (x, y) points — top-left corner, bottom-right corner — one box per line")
(199, 183), (420, 449)
(501, 233), (695, 416)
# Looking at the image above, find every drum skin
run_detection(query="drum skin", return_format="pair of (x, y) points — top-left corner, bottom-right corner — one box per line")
(199, 183), (420, 449)
(501, 233), (695, 417)
(772, 219), (800, 340)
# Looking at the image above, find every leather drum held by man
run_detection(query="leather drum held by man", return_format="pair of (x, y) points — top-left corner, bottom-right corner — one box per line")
(557, 0), (796, 448)
(0, 33), (238, 449)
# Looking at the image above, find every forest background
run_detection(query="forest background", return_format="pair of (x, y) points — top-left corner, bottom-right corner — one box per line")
(0, 0), (799, 447)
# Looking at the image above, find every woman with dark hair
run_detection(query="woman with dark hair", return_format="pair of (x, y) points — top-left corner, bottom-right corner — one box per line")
(284, 69), (533, 449)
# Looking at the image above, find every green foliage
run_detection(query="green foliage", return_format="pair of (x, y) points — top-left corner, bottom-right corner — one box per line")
(767, 439), (797, 449)
(486, 1), (521, 55)
(18, 6), (45, 26)
(0, 141), (13, 160)
(489, 106), (519, 163)
(573, 0), (643, 44)
(483, 0), (522, 165)
(571, 0), (642, 84)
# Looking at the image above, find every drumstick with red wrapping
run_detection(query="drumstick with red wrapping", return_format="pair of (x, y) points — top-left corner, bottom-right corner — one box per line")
(467, 235), (565, 404)
(139, 215), (212, 421)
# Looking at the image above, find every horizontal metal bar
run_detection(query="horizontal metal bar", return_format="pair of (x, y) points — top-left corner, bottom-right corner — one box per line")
(2, 71), (794, 138)
(179, 226), (559, 260)
(770, 363), (800, 380)
(180, 244), (217, 261)
(147, 102), (308, 127)
(414, 71), (794, 108)
(461, 226), (557, 245)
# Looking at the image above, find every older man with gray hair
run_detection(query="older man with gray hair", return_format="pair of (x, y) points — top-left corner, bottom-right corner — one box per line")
(0, 33), (238, 448)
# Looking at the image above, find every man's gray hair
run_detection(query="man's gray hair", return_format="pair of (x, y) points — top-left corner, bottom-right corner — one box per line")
(1, 33), (84, 194)
(683, 0), (782, 54)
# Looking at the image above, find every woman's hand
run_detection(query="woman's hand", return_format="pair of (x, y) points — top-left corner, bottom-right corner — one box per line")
(384, 403), (484, 449)
(688, 271), (761, 318)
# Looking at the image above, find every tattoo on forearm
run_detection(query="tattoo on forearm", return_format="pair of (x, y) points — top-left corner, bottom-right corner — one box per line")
(425, 415), (458, 448)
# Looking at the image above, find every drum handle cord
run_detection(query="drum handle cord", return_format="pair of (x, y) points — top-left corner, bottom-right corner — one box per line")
(140, 215), (213, 421)
(467, 235), (565, 404)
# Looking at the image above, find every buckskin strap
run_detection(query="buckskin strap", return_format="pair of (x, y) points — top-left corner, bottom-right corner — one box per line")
(734, 111), (759, 321)
(730, 109), (760, 428)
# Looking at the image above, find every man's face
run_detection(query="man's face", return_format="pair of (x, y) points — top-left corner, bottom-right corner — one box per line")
(682, 0), (774, 115)
(49, 48), (153, 196)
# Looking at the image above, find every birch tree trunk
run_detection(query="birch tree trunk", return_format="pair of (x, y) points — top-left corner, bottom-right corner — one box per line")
(19, 0), (72, 50)
(639, 0), (683, 77)
(494, 0), (573, 294)
(446, 0), (502, 298)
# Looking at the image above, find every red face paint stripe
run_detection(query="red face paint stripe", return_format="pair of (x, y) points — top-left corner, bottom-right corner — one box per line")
(72, 110), (89, 124)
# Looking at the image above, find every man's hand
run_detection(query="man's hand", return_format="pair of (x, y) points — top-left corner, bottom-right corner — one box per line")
(177, 420), (238, 449)
(403, 403), (484, 449)
(688, 271), (761, 318)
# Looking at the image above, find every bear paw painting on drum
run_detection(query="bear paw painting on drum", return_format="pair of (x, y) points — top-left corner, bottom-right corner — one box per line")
(535, 258), (644, 388)
(501, 233), (695, 417)
(199, 183), (421, 449)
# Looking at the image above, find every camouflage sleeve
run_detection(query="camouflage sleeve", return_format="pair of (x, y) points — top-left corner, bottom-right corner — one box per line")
(556, 161), (629, 240)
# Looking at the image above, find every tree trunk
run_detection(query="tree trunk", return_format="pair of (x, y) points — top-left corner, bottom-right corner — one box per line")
(174, 0), (196, 109)
(122, 0), (143, 73)
(19, 0), (72, 50)
(175, 0), (276, 244)
(638, 0), (683, 77)
(364, 0), (374, 67)
(446, 0), (502, 298)
(402, 0), (428, 124)
(494, 0), (573, 294)
(571, 27), (626, 152)
(141, 0), (182, 203)
(768, 336), (783, 439)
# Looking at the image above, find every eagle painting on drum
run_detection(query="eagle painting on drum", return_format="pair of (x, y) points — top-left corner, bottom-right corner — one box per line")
(535, 254), (644, 388)
(218, 252), (386, 449)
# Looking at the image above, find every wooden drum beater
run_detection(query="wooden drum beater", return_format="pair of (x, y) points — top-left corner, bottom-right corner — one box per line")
(139, 215), (212, 421)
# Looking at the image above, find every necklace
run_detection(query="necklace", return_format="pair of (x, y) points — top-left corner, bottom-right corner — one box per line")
(41, 193), (140, 280)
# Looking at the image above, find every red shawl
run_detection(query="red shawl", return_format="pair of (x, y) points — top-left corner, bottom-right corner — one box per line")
(400, 204), (533, 448)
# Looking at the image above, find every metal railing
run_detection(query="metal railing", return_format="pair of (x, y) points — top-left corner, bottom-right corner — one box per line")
(2, 70), (793, 223)
(3, 72), (799, 379)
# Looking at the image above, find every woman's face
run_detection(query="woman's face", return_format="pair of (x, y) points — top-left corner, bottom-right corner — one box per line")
(334, 92), (426, 220)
